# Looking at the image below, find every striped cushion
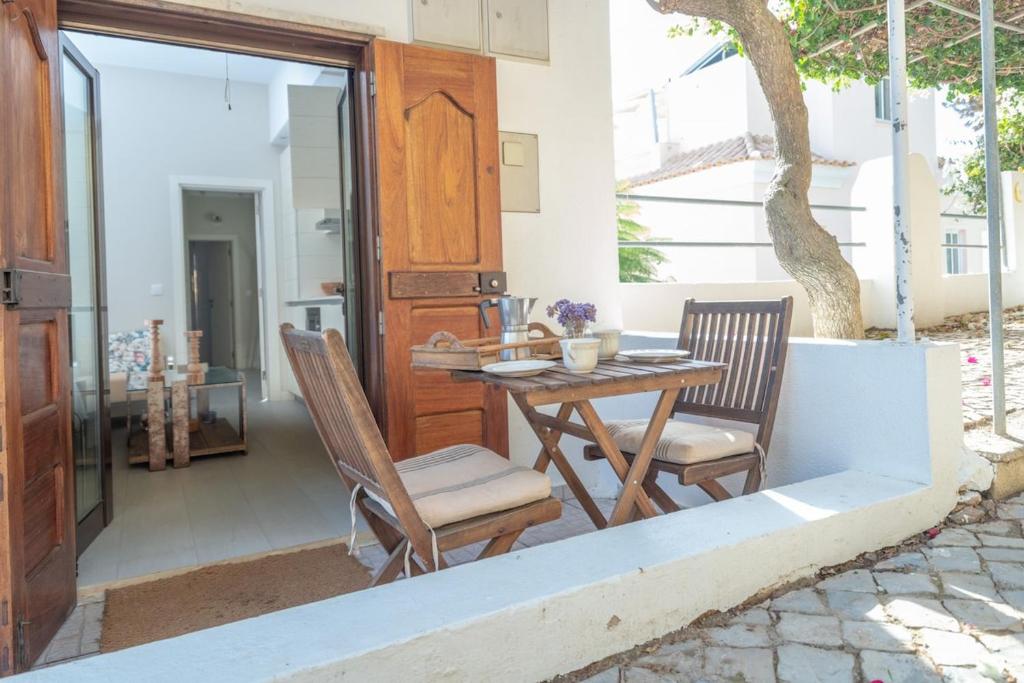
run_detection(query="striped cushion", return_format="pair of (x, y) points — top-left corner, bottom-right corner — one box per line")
(377, 444), (552, 528)
(605, 419), (755, 466)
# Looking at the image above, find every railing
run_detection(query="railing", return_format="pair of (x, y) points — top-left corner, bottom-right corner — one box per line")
(616, 194), (865, 255)
(618, 194), (996, 267)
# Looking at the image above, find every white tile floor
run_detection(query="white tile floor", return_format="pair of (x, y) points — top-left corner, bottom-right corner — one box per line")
(77, 376), (354, 587)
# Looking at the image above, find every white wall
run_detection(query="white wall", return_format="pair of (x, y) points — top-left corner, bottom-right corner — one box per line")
(620, 278), (876, 338)
(94, 64), (282, 361)
(182, 192), (262, 369)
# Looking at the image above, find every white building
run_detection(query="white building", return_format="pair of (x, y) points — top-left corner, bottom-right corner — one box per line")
(615, 43), (986, 282)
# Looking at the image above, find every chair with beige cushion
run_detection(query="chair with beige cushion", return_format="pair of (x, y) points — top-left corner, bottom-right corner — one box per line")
(281, 324), (561, 585)
(584, 298), (793, 508)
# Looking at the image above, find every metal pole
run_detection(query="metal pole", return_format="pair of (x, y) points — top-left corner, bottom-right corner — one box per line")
(887, 0), (915, 343)
(981, 0), (1007, 435)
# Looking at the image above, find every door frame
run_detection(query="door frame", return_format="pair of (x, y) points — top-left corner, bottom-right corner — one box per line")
(185, 236), (240, 371)
(171, 180), (274, 397)
(57, 0), (387, 425)
(59, 33), (114, 555)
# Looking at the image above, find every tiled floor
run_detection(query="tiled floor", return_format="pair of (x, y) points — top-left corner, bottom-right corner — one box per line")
(77, 375), (354, 587)
(33, 594), (104, 669)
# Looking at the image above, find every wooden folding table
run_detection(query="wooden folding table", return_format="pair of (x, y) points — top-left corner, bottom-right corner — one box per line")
(452, 359), (726, 528)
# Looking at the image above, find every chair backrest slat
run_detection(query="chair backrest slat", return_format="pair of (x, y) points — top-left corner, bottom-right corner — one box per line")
(674, 298), (793, 450)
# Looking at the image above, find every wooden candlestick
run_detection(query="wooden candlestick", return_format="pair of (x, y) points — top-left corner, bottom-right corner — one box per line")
(185, 330), (204, 384)
(145, 319), (165, 381)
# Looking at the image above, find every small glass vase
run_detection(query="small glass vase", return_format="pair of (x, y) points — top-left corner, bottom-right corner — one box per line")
(563, 320), (592, 339)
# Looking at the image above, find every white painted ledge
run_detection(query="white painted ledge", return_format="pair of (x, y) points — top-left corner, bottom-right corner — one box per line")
(28, 470), (947, 683)
(27, 340), (961, 682)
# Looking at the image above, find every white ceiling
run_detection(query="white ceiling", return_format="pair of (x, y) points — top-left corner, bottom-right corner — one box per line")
(65, 31), (295, 84)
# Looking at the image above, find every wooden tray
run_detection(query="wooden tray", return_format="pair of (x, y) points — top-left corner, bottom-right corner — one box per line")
(412, 322), (562, 371)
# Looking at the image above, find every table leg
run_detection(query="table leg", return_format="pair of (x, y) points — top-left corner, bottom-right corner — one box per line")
(171, 381), (190, 468)
(147, 380), (166, 471)
(530, 402), (572, 473)
(573, 398), (662, 525)
(196, 388), (210, 420)
(238, 373), (247, 452)
(607, 388), (681, 526)
(512, 395), (607, 529)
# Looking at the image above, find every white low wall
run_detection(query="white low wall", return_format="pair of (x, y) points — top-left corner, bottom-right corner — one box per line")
(30, 340), (961, 682)
(620, 279), (877, 336)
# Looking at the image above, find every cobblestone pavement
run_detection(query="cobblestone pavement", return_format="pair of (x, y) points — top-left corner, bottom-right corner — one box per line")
(570, 496), (1024, 683)
(868, 307), (1024, 429)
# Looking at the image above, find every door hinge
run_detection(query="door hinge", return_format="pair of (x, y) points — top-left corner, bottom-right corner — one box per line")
(375, 234), (382, 262)
(1, 270), (20, 307)
(0, 472), (4, 503)
(377, 313), (385, 337)
(369, 72), (376, 97)
(15, 619), (28, 670)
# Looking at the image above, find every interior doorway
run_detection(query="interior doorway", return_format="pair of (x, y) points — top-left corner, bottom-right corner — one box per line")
(181, 189), (263, 385)
(188, 239), (236, 368)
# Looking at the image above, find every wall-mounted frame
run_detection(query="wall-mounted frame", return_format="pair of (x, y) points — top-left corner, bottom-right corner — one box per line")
(410, 0), (549, 64)
(486, 0), (549, 63)
(410, 0), (482, 52)
(499, 131), (540, 213)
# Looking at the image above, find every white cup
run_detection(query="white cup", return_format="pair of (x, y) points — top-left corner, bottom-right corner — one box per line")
(594, 329), (621, 359)
(560, 338), (601, 374)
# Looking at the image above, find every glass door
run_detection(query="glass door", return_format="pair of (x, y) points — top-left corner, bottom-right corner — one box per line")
(338, 70), (364, 378)
(61, 36), (112, 554)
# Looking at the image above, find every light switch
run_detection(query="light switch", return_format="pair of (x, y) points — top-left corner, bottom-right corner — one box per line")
(150, 284), (164, 296)
(502, 141), (525, 167)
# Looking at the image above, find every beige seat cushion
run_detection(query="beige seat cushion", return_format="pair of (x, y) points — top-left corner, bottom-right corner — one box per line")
(605, 419), (755, 466)
(375, 444), (552, 528)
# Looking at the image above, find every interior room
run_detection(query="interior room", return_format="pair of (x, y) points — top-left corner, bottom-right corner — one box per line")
(65, 30), (362, 586)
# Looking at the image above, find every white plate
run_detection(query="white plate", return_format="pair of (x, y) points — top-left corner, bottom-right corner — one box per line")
(616, 349), (691, 363)
(481, 360), (557, 378)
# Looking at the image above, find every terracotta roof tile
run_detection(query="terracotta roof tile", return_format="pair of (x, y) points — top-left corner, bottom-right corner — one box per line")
(624, 133), (855, 188)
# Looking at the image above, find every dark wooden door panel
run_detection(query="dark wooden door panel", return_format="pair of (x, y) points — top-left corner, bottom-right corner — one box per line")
(0, 0), (76, 673)
(373, 40), (507, 460)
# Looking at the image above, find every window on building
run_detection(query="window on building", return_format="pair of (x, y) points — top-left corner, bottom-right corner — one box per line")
(945, 230), (966, 275)
(874, 77), (892, 122)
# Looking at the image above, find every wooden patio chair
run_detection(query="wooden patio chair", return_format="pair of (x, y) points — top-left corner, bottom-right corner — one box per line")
(583, 298), (793, 509)
(280, 324), (561, 585)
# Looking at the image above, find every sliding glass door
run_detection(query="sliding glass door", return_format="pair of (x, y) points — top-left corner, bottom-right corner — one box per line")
(61, 36), (113, 554)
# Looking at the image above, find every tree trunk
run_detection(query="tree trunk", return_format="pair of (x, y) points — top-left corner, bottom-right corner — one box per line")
(647, 0), (865, 339)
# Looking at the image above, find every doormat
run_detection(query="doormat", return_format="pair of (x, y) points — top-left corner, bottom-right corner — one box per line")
(100, 542), (371, 652)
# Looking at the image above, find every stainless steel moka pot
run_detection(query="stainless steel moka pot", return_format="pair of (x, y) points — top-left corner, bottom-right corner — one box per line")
(479, 296), (538, 361)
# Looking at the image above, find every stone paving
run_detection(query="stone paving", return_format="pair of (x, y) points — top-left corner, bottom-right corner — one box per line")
(32, 592), (103, 668)
(868, 307), (1024, 429)
(569, 495), (1024, 683)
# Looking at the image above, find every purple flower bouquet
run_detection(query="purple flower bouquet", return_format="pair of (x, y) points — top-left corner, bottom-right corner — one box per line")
(547, 299), (597, 338)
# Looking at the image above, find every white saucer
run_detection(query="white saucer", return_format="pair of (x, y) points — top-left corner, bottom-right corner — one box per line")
(616, 349), (691, 363)
(481, 360), (557, 377)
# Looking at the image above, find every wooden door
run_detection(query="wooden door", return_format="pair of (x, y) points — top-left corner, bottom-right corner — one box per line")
(372, 40), (508, 460)
(0, 0), (77, 673)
